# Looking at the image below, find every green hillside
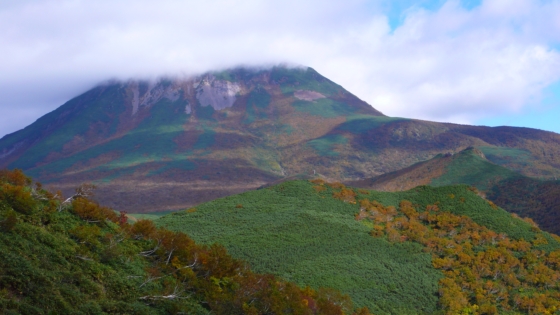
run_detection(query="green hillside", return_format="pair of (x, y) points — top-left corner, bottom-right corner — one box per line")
(430, 148), (521, 190)
(156, 179), (560, 314)
(434, 149), (560, 235)
(0, 170), (362, 315)
(157, 181), (441, 314)
(350, 148), (560, 235)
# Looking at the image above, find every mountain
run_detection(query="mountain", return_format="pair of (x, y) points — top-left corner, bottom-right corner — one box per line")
(348, 147), (560, 234)
(2, 66), (560, 212)
(154, 179), (560, 314)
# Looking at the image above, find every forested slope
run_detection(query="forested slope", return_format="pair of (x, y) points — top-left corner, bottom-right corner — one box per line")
(157, 180), (560, 314)
(0, 169), (367, 315)
(488, 177), (560, 235)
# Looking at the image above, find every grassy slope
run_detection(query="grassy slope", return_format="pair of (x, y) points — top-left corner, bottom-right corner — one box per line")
(26, 96), (193, 181)
(430, 149), (521, 190)
(9, 85), (126, 171)
(347, 148), (520, 192)
(435, 150), (560, 235)
(156, 180), (559, 314)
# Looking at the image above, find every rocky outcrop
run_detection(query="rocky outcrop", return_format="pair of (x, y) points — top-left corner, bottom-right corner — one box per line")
(129, 81), (182, 115)
(294, 90), (325, 101)
(195, 75), (241, 110)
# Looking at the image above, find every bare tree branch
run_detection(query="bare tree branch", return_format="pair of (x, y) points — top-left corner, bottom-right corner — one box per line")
(108, 233), (126, 248)
(139, 240), (161, 257)
(138, 286), (187, 300)
(139, 275), (165, 288)
(57, 183), (96, 212)
(75, 255), (93, 261)
(166, 249), (175, 265)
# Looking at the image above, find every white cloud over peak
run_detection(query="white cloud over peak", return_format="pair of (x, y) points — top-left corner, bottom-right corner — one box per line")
(1, 0), (559, 137)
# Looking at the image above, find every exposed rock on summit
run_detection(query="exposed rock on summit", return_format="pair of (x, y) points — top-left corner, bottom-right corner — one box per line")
(195, 75), (241, 110)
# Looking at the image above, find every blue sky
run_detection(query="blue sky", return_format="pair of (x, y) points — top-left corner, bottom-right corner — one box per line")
(385, 0), (483, 28)
(0, 0), (559, 137)
(383, 0), (560, 133)
(480, 82), (560, 132)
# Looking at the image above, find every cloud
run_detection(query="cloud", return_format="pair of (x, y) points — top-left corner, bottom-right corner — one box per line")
(316, 0), (560, 123)
(1, 0), (560, 137)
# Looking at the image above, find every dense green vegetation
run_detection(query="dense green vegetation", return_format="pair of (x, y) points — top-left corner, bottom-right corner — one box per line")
(353, 183), (560, 314)
(0, 170), (365, 315)
(157, 179), (560, 314)
(488, 177), (560, 235)
(157, 180), (442, 314)
(430, 149), (521, 191)
(270, 67), (344, 96)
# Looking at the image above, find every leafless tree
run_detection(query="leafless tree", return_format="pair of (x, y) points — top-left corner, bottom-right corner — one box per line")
(138, 285), (187, 300)
(55, 183), (96, 212)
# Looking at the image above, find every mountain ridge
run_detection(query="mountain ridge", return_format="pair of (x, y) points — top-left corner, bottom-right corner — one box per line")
(348, 147), (560, 234)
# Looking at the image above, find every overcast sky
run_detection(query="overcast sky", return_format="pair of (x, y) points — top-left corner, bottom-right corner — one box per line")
(1, 0), (560, 138)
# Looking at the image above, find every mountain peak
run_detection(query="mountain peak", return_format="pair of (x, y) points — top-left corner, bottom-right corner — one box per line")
(112, 66), (383, 120)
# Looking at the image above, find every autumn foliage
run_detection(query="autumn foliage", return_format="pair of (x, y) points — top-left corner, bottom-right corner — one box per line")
(72, 197), (119, 224)
(0, 169), (370, 315)
(361, 197), (560, 314)
(0, 169), (32, 186)
(123, 218), (372, 314)
(313, 180), (357, 204)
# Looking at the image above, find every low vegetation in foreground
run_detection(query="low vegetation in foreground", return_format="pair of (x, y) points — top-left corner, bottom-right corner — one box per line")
(157, 179), (560, 315)
(0, 169), (370, 315)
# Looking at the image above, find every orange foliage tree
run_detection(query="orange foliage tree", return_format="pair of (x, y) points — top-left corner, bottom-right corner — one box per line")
(361, 197), (560, 314)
